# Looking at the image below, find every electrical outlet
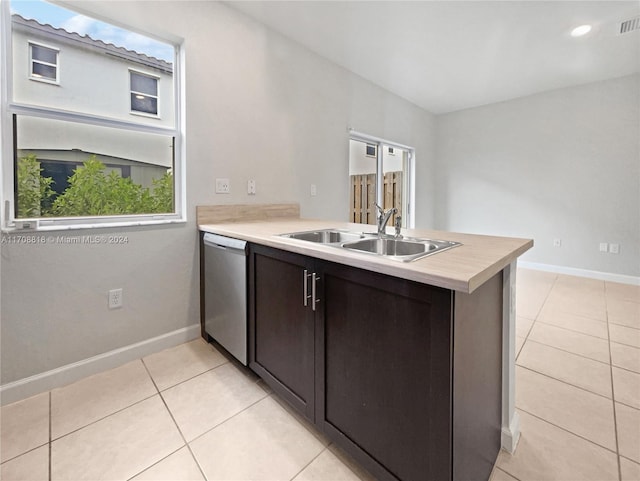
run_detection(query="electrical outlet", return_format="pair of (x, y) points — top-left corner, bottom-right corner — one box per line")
(610, 243), (620, 254)
(553, 238), (562, 248)
(310, 184), (317, 196)
(247, 179), (256, 195)
(108, 288), (123, 309)
(599, 242), (608, 253)
(215, 178), (230, 194)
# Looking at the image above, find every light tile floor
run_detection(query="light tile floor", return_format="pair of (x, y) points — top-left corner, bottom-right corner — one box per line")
(1, 268), (639, 481)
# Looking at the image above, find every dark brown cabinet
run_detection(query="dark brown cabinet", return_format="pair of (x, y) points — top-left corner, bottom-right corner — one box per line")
(248, 244), (502, 481)
(248, 245), (317, 420)
(317, 262), (454, 481)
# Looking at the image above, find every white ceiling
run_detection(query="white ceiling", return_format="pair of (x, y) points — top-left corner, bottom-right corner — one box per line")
(228, 1), (640, 114)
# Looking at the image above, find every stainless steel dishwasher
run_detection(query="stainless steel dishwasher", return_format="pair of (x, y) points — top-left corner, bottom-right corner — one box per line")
(203, 233), (248, 365)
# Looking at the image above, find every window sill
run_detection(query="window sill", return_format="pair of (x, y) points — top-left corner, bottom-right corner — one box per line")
(29, 77), (60, 85)
(130, 110), (161, 120)
(3, 214), (186, 234)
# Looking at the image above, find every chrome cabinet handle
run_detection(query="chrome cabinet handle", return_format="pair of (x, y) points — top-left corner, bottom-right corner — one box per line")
(311, 274), (320, 311)
(303, 269), (312, 307)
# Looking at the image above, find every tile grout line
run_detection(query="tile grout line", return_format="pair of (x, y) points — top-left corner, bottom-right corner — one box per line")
(530, 274), (559, 321)
(521, 337), (612, 368)
(154, 358), (231, 394)
(515, 406), (620, 457)
(515, 274), (558, 361)
(288, 445), (328, 480)
(186, 391), (270, 446)
(604, 283), (623, 481)
(535, 315), (610, 338)
(516, 317), (535, 361)
(533, 318), (607, 342)
(124, 446), (185, 481)
(494, 465), (523, 481)
(49, 391), (159, 443)
(1, 444), (50, 465)
(517, 353), (614, 401)
(48, 355), (232, 444)
(140, 357), (209, 481)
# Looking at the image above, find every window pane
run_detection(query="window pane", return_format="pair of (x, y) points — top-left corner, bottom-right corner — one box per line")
(381, 146), (408, 228)
(12, 5), (174, 127)
(349, 139), (378, 225)
(31, 44), (57, 64)
(131, 94), (158, 115)
(348, 138), (411, 228)
(15, 115), (174, 218)
(130, 72), (157, 96)
(32, 62), (56, 80)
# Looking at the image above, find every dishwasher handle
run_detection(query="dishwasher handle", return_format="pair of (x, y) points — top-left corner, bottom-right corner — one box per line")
(203, 233), (247, 253)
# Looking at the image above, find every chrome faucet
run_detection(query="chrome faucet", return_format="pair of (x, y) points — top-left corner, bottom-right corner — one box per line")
(375, 203), (398, 236)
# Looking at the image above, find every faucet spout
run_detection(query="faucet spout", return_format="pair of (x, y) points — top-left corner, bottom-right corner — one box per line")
(375, 203), (398, 236)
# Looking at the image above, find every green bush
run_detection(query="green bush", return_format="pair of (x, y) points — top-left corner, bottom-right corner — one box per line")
(16, 155), (173, 218)
(16, 154), (55, 218)
(150, 172), (174, 213)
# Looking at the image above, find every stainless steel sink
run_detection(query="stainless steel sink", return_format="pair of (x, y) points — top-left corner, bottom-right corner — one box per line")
(280, 229), (365, 244)
(342, 236), (461, 262)
(280, 228), (461, 262)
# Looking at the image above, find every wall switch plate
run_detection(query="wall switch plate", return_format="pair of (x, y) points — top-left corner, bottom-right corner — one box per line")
(247, 179), (256, 195)
(599, 242), (608, 253)
(108, 288), (123, 309)
(215, 178), (230, 194)
(553, 238), (562, 248)
(310, 184), (317, 196)
(609, 243), (620, 254)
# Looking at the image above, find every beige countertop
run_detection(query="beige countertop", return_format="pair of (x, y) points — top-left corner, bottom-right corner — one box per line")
(199, 218), (533, 294)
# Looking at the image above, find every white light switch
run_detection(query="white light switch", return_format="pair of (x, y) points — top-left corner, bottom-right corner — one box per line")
(599, 243), (608, 253)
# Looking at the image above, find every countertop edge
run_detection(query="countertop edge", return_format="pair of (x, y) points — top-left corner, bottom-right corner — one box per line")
(198, 221), (533, 294)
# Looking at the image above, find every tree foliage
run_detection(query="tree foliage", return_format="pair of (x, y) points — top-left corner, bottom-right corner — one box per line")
(16, 154), (55, 218)
(16, 155), (173, 218)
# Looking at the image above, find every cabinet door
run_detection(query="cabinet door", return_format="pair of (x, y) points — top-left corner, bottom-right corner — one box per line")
(317, 261), (453, 481)
(249, 244), (316, 420)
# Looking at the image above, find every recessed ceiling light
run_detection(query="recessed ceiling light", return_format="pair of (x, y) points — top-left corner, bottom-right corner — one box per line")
(571, 24), (592, 37)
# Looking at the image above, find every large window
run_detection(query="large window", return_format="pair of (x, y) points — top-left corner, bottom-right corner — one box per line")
(1, 0), (183, 230)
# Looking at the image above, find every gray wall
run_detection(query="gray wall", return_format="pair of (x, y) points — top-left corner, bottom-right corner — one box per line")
(1, 1), (436, 384)
(434, 74), (640, 277)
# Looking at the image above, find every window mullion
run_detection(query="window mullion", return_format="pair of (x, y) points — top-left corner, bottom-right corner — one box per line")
(8, 102), (176, 136)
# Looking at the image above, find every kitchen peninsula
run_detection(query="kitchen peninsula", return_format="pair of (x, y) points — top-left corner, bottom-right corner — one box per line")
(198, 204), (533, 481)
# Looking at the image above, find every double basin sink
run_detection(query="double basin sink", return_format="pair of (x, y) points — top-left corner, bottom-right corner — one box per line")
(280, 229), (461, 262)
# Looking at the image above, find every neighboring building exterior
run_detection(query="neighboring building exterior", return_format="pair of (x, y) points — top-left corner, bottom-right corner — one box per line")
(11, 14), (174, 192)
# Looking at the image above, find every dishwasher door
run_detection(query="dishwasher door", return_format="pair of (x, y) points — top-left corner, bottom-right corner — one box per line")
(203, 233), (248, 365)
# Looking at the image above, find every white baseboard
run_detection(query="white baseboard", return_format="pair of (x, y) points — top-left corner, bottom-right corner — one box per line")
(501, 411), (521, 454)
(0, 324), (201, 406)
(519, 261), (640, 286)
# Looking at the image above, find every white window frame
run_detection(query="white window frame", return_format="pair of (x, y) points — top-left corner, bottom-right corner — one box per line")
(129, 69), (160, 118)
(29, 40), (59, 84)
(349, 129), (416, 228)
(0, 1), (186, 232)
